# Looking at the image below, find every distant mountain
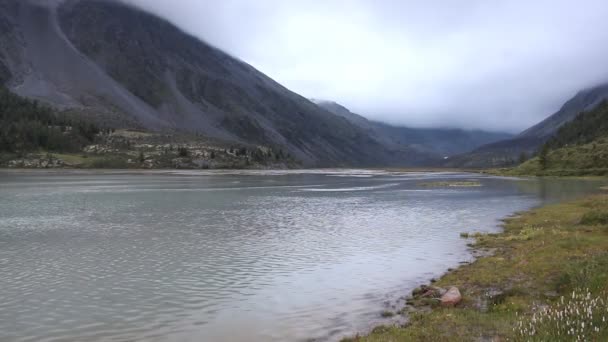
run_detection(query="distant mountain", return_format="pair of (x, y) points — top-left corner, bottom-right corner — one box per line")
(447, 82), (608, 168)
(313, 100), (513, 157)
(0, 0), (425, 167)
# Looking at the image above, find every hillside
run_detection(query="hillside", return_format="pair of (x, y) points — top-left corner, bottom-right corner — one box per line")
(447, 82), (608, 168)
(501, 101), (608, 176)
(0, 0), (427, 167)
(313, 100), (513, 157)
(0, 86), (99, 154)
(0, 85), (294, 169)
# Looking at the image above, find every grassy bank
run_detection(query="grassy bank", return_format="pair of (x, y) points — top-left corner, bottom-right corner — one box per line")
(344, 194), (608, 341)
(487, 137), (608, 177)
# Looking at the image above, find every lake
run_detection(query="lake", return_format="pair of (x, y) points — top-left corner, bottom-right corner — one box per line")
(0, 170), (605, 341)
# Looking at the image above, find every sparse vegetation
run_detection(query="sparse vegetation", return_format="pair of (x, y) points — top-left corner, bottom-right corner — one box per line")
(1, 109), (299, 170)
(419, 181), (482, 188)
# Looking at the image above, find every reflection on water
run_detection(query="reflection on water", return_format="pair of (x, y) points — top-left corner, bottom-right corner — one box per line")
(0, 170), (605, 342)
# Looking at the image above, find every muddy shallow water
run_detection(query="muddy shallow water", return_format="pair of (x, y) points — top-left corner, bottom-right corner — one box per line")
(0, 170), (605, 341)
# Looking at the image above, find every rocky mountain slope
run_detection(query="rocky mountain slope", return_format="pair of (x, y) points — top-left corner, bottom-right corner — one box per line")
(1, 0), (427, 167)
(313, 100), (513, 157)
(447, 82), (608, 168)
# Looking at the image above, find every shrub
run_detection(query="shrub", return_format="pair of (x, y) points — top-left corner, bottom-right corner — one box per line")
(380, 310), (395, 318)
(580, 210), (608, 225)
(177, 147), (189, 157)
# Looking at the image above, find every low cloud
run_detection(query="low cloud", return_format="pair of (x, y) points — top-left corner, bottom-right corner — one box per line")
(123, 0), (608, 133)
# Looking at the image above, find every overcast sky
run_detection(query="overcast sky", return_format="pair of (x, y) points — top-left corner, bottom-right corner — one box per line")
(122, 0), (608, 133)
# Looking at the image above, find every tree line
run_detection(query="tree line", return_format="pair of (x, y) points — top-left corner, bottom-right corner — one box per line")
(0, 87), (101, 153)
(546, 101), (608, 150)
(533, 100), (608, 170)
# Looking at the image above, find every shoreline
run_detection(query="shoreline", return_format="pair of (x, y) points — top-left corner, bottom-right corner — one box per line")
(338, 209), (522, 340)
(0, 167), (479, 176)
(342, 192), (608, 341)
(6, 168), (605, 340)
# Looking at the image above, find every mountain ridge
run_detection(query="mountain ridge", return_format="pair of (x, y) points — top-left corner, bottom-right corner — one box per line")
(312, 99), (514, 157)
(2, 0), (591, 169)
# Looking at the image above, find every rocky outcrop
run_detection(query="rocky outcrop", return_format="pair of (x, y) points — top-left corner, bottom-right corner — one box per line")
(8, 155), (65, 168)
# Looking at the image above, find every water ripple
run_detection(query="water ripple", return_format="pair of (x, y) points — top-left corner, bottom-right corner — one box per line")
(0, 170), (604, 341)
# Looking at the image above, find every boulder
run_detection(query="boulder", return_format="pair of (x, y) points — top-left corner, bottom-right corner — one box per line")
(441, 287), (462, 307)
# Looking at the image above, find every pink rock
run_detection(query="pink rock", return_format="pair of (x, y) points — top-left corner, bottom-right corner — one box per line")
(441, 287), (462, 307)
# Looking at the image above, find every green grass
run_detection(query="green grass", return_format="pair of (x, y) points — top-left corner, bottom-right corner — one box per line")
(40, 153), (130, 169)
(50, 153), (90, 166)
(343, 195), (608, 341)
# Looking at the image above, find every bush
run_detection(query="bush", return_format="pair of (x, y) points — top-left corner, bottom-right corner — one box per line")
(580, 210), (608, 225)
(177, 147), (189, 157)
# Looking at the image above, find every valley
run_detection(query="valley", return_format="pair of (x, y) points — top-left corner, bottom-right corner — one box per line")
(1, 0), (608, 341)
(0, 0), (513, 169)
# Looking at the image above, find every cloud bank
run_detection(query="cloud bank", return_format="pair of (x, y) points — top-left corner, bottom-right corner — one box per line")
(122, 0), (608, 133)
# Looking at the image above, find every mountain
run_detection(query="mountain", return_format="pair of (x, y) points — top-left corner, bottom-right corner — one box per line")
(504, 100), (608, 176)
(313, 100), (513, 157)
(0, 0), (428, 167)
(520, 84), (608, 138)
(447, 82), (608, 168)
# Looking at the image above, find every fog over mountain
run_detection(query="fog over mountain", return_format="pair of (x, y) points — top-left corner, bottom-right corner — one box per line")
(120, 0), (608, 133)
